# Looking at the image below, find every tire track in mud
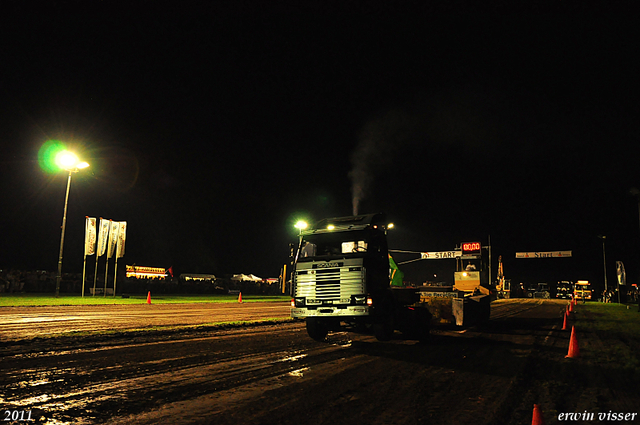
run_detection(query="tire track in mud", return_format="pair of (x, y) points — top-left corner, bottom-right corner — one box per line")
(1, 322), (359, 424)
(490, 299), (546, 320)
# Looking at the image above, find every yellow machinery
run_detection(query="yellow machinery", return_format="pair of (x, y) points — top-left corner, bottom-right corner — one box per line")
(575, 280), (592, 300)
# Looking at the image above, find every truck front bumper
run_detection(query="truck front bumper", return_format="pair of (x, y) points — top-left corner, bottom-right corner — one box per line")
(291, 305), (370, 318)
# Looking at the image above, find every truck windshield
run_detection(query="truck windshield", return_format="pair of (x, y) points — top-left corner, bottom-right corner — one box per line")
(298, 230), (375, 259)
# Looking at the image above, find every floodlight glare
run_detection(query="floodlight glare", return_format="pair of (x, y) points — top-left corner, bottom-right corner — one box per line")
(387, 223), (395, 229)
(327, 225), (335, 230)
(295, 221), (308, 230)
(56, 151), (79, 169)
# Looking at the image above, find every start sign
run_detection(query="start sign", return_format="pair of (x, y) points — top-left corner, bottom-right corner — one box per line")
(462, 242), (481, 254)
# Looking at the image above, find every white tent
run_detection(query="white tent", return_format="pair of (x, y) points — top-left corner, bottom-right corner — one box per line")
(231, 274), (263, 282)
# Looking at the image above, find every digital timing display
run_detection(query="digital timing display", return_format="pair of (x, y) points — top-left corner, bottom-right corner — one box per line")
(462, 242), (481, 253)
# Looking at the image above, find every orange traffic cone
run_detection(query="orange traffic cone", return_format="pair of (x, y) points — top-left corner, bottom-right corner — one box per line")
(238, 292), (242, 303)
(532, 404), (546, 425)
(569, 302), (574, 313)
(565, 325), (580, 358)
(146, 291), (151, 304)
(562, 311), (568, 330)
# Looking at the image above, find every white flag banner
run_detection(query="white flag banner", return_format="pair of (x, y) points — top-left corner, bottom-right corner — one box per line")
(617, 261), (626, 285)
(85, 217), (97, 256)
(97, 218), (110, 257)
(107, 220), (120, 259)
(116, 221), (127, 258)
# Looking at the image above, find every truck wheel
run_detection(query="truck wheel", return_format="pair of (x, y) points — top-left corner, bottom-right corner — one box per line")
(373, 316), (394, 341)
(306, 318), (328, 342)
(415, 308), (432, 343)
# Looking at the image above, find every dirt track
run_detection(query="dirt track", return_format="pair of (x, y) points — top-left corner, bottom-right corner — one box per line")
(1, 299), (638, 425)
(0, 302), (291, 340)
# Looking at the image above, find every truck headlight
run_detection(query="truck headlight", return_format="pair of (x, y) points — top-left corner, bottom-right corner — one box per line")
(353, 295), (367, 305)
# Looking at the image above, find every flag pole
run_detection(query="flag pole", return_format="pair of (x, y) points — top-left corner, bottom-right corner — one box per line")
(104, 219), (113, 297)
(93, 254), (99, 296)
(104, 256), (109, 297)
(93, 217), (104, 296)
(113, 258), (118, 297)
(82, 254), (87, 298)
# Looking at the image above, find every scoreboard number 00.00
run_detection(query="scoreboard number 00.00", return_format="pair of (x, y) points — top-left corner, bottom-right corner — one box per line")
(462, 242), (481, 252)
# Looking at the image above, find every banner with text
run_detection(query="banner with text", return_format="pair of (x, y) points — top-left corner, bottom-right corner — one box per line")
(84, 217), (97, 256)
(421, 251), (462, 259)
(116, 221), (127, 258)
(107, 220), (120, 259)
(97, 218), (110, 257)
(515, 251), (572, 258)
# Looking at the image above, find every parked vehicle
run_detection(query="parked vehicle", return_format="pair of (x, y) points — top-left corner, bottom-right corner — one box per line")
(555, 281), (574, 299)
(575, 280), (592, 300)
(526, 282), (550, 299)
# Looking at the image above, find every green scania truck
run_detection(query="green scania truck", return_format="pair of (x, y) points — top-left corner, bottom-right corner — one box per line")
(290, 213), (432, 342)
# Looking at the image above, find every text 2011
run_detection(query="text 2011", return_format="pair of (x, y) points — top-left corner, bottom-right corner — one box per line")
(3, 410), (33, 421)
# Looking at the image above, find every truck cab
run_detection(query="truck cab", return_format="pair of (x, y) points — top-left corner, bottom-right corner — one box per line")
(290, 213), (430, 341)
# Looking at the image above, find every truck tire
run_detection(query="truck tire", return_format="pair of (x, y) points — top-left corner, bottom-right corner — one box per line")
(306, 318), (328, 342)
(414, 308), (432, 343)
(373, 315), (394, 341)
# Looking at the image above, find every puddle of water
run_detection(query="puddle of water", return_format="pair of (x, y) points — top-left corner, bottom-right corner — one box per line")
(275, 353), (307, 363)
(43, 419), (71, 425)
(14, 394), (52, 405)
(24, 378), (65, 387)
(288, 367), (309, 377)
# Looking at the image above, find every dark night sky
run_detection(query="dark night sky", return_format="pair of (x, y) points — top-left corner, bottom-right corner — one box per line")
(1, 2), (638, 291)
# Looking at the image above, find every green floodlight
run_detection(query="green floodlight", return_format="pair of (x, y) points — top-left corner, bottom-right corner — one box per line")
(295, 220), (308, 231)
(38, 140), (67, 173)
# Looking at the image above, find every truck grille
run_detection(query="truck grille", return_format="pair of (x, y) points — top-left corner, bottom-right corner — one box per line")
(295, 264), (365, 301)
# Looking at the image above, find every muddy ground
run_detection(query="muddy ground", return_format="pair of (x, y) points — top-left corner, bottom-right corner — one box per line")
(0, 302), (292, 340)
(1, 299), (638, 424)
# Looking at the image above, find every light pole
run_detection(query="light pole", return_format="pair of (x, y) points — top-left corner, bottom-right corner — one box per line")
(598, 235), (608, 300)
(55, 152), (89, 297)
(630, 188), (640, 310)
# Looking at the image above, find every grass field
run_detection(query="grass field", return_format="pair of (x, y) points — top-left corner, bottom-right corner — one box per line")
(580, 302), (640, 333)
(0, 293), (291, 307)
(578, 301), (640, 371)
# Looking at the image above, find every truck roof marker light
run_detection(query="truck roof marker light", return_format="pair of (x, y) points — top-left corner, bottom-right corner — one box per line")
(366, 297), (373, 306)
